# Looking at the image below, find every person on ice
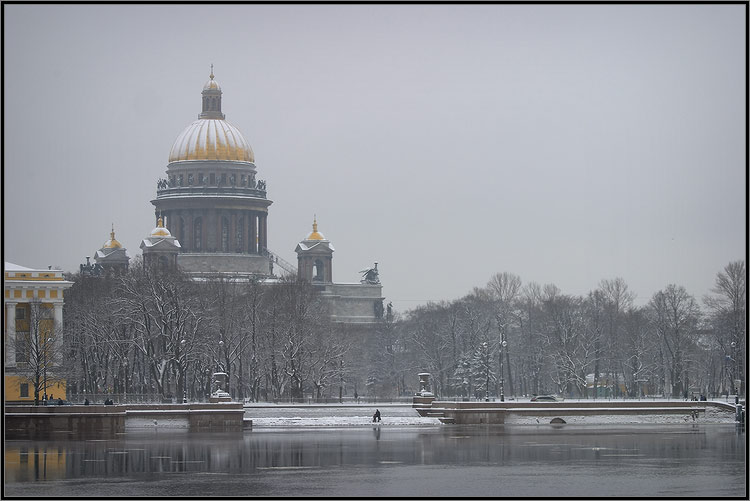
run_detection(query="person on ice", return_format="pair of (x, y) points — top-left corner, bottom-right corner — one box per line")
(372, 409), (381, 422)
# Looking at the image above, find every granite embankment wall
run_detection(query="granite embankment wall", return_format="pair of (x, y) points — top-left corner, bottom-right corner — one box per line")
(415, 400), (738, 425)
(5, 403), (245, 439)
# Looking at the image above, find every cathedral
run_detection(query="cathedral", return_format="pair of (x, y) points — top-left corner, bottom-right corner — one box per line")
(151, 68), (273, 278)
(83, 69), (385, 324)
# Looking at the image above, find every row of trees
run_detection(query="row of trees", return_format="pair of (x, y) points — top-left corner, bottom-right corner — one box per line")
(61, 259), (359, 402)
(397, 261), (745, 400)
(51, 259), (745, 402)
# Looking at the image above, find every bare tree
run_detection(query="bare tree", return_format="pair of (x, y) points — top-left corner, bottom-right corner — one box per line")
(17, 300), (60, 405)
(649, 284), (700, 398)
(486, 272), (522, 398)
(704, 260), (746, 395)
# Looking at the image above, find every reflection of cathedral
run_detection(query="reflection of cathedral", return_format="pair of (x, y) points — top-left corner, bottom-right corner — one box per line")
(151, 69), (273, 277)
(82, 70), (384, 324)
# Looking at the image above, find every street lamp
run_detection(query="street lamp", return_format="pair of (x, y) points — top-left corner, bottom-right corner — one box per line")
(339, 359), (344, 404)
(482, 342), (490, 402)
(181, 339), (187, 403)
(499, 339), (507, 402)
(123, 358), (128, 404)
(730, 341), (742, 398)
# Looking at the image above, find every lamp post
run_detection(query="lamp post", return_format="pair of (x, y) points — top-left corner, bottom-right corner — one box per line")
(483, 342), (490, 402)
(339, 359), (344, 404)
(499, 339), (507, 402)
(181, 339), (187, 403)
(730, 341), (742, 398)
(123, 358), (128, 404)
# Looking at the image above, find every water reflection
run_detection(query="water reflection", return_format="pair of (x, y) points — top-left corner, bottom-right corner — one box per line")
(5, 425), (745, 491)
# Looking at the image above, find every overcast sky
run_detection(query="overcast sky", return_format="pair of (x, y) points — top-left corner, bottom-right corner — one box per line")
(4, 4), (746, 313)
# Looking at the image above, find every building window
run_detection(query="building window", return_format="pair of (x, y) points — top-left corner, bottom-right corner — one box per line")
(20, 383), (29, 398)
(221, 217), (230, 252)
(16, 307), (25, 320)
(193, 218), (202, 251)
(198, 172), (204, 184)
(221, 173), (227, 185)
(187, 173), (194, 185)
(15, 332), (29, 363)
(209, 173), (216, 185)
(178, 175), (184, 186)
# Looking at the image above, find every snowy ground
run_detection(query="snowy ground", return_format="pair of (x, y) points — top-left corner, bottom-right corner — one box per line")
(244, 401), (739, 427)
(244, 403), (440, 427)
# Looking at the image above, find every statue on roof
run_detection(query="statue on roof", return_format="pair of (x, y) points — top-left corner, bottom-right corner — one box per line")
(360, 262), (380, 285)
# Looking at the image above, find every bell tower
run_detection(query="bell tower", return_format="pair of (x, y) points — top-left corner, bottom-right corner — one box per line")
(295, 217), (334, 283)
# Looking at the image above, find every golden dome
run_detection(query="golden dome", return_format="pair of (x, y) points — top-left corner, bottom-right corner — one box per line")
(203, 69), (221, 91)
(169, 119), (254, 162)
(150, 217), (172, 237)
(169, 69), (254, 163)
(307, 217), (325, 241)
(102, 225), (122, 249)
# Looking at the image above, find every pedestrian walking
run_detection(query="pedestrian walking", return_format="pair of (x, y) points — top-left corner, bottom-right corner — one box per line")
(372, 409), (381, 422)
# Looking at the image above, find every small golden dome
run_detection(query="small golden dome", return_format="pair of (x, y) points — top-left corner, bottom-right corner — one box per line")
(103, 224), (123, 249)
(307, 216), (325, 241)
(203, 71), (221, 90)
(150, 217), (172, 237)
(203, 67), (221, 91)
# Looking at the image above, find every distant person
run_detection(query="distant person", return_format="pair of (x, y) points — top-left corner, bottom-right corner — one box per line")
(373, 409), (381, 422)
(84, 398), (89, 405)
(57, 398), (63, 405)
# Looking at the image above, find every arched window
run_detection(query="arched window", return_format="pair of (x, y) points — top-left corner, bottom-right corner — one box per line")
(313, 259), (324, 281)
(193, 218), (202, 251)
(236, 217), (244, 253)
(221, 217), (230, 252)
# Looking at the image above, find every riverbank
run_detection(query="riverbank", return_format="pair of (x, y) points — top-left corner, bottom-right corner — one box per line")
(243, 400), (740, 427)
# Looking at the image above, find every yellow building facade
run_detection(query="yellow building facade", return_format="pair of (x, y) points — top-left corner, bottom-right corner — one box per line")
(4, 262), (73, 403)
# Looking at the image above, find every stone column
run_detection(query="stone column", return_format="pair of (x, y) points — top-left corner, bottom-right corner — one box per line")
(249, 213), (257, 254)
(259, 214), (267, 253)
(5, 301), (16, 367)
(230, 212), (237, 252)
(186, 212), (194, 252)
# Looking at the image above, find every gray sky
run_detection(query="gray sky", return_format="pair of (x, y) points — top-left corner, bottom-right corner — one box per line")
(3, 4), (746, 313)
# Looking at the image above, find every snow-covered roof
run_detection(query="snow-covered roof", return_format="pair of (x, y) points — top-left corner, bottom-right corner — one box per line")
(4, 262), (35, 271)
(140, 236), (182, 250)
(296, 241), (335, 252)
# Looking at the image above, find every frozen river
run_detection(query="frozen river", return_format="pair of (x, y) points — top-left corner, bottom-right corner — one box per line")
(4, 418), (745, 497)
